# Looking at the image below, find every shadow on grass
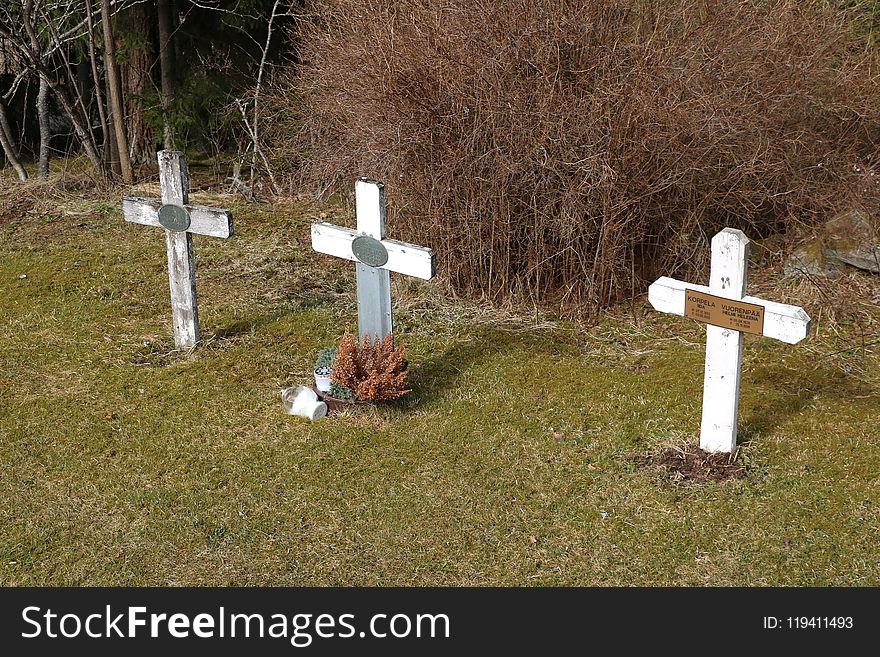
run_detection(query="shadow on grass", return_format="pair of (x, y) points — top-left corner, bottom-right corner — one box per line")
(130, 293), (338, 366)
(403, 326), (564, 408)
(739, 363), (875, 442)
(212, 312), (288, 341)
(211, 292), (337, 340)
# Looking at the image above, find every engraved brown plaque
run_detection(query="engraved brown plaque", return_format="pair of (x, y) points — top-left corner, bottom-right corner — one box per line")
(684, 289), (765, 336)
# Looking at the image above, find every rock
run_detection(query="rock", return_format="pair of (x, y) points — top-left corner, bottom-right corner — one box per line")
(783, 240), (840, 278)
(822, 209), (880, 274)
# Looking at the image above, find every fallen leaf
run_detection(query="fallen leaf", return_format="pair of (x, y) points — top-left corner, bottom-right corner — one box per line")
(104, 412), (116, 421)
(528, 535), (538, 545)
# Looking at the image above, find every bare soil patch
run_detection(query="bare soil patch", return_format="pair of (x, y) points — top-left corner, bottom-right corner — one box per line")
(636, 445), (748, 483)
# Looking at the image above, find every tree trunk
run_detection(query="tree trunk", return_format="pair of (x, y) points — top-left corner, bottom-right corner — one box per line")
(120, 2), (155, 165)
(0, 100), (27, 181)
(104, 98), (121, 176)
(37, 76), (50, 178)
(0, 98), (19, 157)
(100, 0), (133, 183)
(85, 0), (110, 159)
(157, 0), (176, 149)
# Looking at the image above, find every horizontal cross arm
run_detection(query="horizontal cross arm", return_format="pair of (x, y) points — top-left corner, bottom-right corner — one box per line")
(311, 222), (435, 280)
(122, 196), (234, 239)
(648, 276), (811, 344)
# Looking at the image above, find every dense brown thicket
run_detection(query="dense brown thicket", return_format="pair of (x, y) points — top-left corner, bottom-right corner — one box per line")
(273, 0), (880, 314)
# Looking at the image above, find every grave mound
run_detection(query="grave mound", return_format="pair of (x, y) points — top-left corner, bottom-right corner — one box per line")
(636, 447), (748, 484)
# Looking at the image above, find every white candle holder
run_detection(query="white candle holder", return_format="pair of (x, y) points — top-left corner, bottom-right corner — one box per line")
(281, 386), (327, 421)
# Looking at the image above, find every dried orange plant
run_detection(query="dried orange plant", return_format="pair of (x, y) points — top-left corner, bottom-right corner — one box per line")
(331, 333), (410, 401)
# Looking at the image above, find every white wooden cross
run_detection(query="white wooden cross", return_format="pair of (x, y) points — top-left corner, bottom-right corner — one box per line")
(311, 178), (435, 342)
(122, 150), (233, 349)
(648, 228), (811, 453)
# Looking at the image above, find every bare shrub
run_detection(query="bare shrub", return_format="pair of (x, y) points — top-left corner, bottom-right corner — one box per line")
(272, 0), (880, 316)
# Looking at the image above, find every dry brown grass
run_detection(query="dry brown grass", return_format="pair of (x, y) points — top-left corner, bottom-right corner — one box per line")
(273, 0), (880, 317)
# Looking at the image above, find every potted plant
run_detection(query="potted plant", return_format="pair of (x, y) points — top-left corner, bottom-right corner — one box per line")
(316, 333), (410, 412)
(313, 347), (336, 392)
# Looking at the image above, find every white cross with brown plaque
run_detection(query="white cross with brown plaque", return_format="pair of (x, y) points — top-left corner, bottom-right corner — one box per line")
(311, 178), (435, 343)
(122, 150), (233, 349)
(648, 228), (811, 453)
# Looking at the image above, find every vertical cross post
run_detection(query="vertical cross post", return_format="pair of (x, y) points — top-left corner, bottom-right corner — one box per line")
(311, 179), (436, 343)
(123, 150), (234, 351)
(699, 229), (749, 452)
(159, 151), (200, 349)
(355, 180), (393, 343)
(648, 228), (810, 453)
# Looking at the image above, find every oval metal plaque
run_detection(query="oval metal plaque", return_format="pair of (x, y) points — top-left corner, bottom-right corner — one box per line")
(351, 235), (389, 268)
(158, 204), (191, 232)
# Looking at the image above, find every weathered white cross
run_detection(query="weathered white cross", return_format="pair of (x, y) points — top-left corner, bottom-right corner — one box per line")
(122, 150), (234, 349)
(648, 228), (811, 453)
(311, 178), (435, 342)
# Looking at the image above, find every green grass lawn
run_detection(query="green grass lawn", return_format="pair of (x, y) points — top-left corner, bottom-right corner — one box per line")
(1, 183), (878, 586)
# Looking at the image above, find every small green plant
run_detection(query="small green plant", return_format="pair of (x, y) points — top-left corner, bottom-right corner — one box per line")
(314, 347), (336, 375)
(327, 381), (357, 402)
